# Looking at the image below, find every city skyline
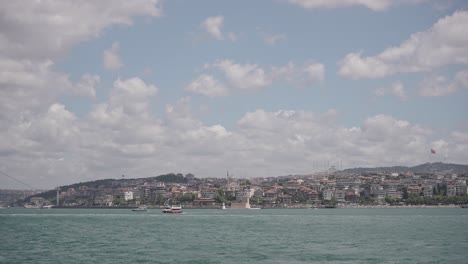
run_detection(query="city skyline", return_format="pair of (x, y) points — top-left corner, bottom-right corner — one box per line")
(1, 0), (468, 189)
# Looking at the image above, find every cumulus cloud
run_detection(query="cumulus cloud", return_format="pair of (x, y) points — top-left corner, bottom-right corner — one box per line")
(288, 0), (426, 11)
(233, 110), (463, 171)
(418, 69), (468, 96)
(103, 42), (124, 70)
(1, 0), (467, 190)
(0, 0), (162, 61)
(215, 60), (272, 91)
(304, 64), (325, 83)
(0, 59), (99, 122)
(3, 89), (468, 189)
(0, 0), (164, 188)
(374, 81), (407, 100)
(289, 0), (391, 11)
(201, 16), (224, 40)
(263, 33), (286, 45)
(0, 0), (162, 115)
(272, 62), (325, 86)
(189, 60), (325, 96)
(338, 10), (468, 79)
(201, 16), (236, 41)
(186, 74), (229, 97)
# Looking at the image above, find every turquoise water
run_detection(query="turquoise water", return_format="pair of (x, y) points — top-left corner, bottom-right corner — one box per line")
(1, 208), (467, 263)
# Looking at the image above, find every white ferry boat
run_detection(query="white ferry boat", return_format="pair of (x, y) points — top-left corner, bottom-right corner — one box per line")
(162, 204), (182, 214)
(132, 205), (147, 212)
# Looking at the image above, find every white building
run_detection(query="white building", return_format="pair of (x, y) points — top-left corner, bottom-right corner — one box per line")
(423, 185), (433, 198)
(236, 188), (254, 200)
(323, 189), (334, 201)
(200, 188), (217, 199)
(124, 191), (133, 201)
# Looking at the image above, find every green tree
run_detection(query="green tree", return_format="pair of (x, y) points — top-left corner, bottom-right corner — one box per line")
(113, 198), (126, 206)
(402, 187), (408, 200)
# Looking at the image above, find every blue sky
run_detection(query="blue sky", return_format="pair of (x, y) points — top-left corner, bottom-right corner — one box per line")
(58, 0), (466, 130)
(1, 0), (468, 189)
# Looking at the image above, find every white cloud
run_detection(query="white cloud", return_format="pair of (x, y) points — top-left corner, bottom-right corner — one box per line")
(374, 81), (406, 99)
(418, 69), (468, 96)
(2, 1), (467, 190)
(186, 74), (229, 97)
(272, 62), (325, 86)
(103, 42), (124, 70)
(201, 16), (224, 40)
(288, 0), (426, 11)
(0, 1), (164, 188)
(304, 63), (325, 83)
(264, 33), (286, 45)
(3, 87), (468, 189)
(0, 0), (161, 132)
(201, 16), (237, 41)
(391, 82), (406, 99)
(418, 75), (457, 97)
(226, 32), (238, 42)
(110, 77), (158, 115)
(215, 60), (272, 91)
(188, 60), (325, 96)
(74, 74), (100, 98)
(0, 59), (99, 120)
(338, 10), (468, 79)
(0, 0), (162, 61)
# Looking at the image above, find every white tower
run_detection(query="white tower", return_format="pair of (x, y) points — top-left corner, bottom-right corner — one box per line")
(56, 187), (60, 207)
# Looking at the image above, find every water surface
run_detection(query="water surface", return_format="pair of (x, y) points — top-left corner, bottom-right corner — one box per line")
(1, 208), (467, 263)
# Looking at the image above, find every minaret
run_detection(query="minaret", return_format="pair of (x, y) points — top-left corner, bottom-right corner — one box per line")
(56, 187), (60, 207)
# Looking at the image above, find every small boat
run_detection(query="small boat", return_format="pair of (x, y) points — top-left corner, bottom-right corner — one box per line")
(132, 206), (147, 212)
(42, 205), (54, 209)
(24, 204), (41, 209)
(162, 204), (183, 214)
(461, 205), (468, 208)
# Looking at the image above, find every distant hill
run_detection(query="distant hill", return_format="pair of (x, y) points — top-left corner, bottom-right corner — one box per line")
(19, 173), (192, 203)
(339, 162), (468, 174)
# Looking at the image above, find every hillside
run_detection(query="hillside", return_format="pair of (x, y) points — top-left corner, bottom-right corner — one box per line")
(21, 173), (191, 203)
(339, 162), (468, 174)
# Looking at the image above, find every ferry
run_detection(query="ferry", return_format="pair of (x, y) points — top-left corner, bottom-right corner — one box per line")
(132, 205), (147, 212)
(162, 204), (182, 214)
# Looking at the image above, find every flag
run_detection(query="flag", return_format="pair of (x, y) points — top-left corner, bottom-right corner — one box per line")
(431, 149), (436, 154)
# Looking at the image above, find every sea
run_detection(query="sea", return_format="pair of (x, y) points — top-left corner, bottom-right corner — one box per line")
(1, 208), (467, 264)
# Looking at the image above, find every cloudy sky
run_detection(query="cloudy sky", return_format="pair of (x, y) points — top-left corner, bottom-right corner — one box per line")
(1, 0), (468, 189)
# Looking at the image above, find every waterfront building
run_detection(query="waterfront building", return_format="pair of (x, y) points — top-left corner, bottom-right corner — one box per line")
(407, 186), (421, 196)
(377, 189), (386, 203)
(370, 184), (382, 197)
(323, 189), (334, 201)
(200, 188), (217, 199)
(345, 190), (359, 202)
(235, 188), (254, 200)
(334, 190), (346, 202)
(124, 191), (133, 201)
(423, 185), (433, 197)
(385, 187), (401, 199)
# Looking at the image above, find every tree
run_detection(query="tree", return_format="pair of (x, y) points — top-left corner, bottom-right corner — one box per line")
(402, 187), (408, 200)
(113, 198), (126, 206)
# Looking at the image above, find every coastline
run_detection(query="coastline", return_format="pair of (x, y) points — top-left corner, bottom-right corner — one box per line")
(37, 204), (466, 209)
(337, 204), (463, 209)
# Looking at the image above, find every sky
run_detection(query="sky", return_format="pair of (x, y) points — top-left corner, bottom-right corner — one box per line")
(1, 0), (468, 189)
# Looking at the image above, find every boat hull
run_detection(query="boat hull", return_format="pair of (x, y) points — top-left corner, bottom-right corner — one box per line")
(162, 210), (182, 214)
(162, 205), (183, 214)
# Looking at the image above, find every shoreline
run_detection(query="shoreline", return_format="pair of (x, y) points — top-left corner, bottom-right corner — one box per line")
(14, 204), (466, 209)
